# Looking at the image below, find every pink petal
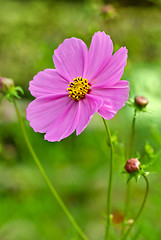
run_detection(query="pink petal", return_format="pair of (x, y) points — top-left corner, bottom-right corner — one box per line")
(29, 69), (68, 98)
(91, 47), (128, 87)
(53, 38), (88, 81)
(85, 31), (113, 81)
(26, 92), (103, 142)
(76, 94), (103, 135)
(91, 80), (129, 119)
(44, 100), (79, 142)
(45, 94), (103, 140)
(26, 93), (70, 134)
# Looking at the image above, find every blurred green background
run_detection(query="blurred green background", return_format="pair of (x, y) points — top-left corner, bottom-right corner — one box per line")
(0, 0), (161, 239)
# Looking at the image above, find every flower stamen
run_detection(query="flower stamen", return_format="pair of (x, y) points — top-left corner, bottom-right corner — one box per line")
(67, 77), (90, 101)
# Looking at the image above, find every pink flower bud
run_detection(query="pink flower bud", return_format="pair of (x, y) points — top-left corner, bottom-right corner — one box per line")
(0, 77), (14, 92)
(135, 96), (148, 107)
(101, 4), (117, 18)
(125, 158), (140, 173)
(102, 4), (114, 14)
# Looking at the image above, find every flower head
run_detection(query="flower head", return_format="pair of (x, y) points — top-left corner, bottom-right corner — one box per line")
(0, 77), (24, 102)
(27, 31), (129, 142)
(125, 158), (140, 173)
(0, 77), (14, 93)
(135, 96), (148, 108)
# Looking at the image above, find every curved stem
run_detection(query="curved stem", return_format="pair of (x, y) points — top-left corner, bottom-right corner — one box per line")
(124, 181), (131, 221)
(13, 99), (89, 240)
(121, 175), (149, 240)
(102, 118), (114, 240)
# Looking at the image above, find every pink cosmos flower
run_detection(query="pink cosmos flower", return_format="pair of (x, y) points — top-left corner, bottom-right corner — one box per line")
(26, 31), (129, 142)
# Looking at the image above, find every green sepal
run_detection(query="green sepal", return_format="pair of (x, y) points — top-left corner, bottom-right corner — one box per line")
(14, 86), (24, 95)
(126, 98), (150, 114)
(126, 170), (141, 183)
(123, 167), (149, 184)
(3, 86), (24, 102)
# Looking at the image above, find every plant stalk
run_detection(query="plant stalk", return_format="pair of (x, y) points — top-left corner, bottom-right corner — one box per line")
(102, 118), (114, 240)
(129, 109), (137, 158)
(121, 175), (149, 240)
(13, 99), (89, 240)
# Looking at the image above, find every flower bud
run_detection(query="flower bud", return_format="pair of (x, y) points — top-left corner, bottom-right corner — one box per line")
(0, 77), (14, 92)
(101, 4), (117, 18)
(125, 158), (140, 173)
(135, 96), (148, 108)
(102, 4), (113, 13)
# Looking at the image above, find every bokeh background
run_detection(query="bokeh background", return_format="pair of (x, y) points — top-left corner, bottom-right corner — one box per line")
(0, 0), (161, 239)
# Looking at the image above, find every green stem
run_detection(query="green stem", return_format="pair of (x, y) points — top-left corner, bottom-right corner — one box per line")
(124, 182), (131, 221)
(129, 109), (137, 158)
(121, 175), (149, 240)
(13, 99), (89, 240)
(102, 118), (113, 240)
(121, 110), (137, 238)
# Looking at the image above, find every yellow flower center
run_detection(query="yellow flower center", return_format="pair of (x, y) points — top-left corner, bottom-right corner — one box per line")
(67, 77), (90, 101)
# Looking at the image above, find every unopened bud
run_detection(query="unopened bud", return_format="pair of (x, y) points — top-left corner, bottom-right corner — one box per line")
(125, 158), (140, 173)
(135, 96), (148, 108)
(101, 4), (117, 18)
(0, 77), (14, 92)
(102, 4), (114, 13)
